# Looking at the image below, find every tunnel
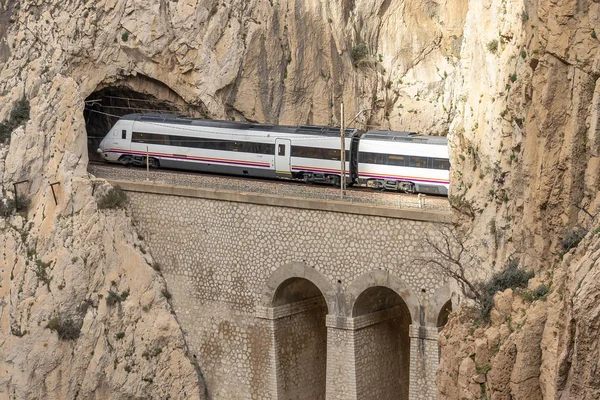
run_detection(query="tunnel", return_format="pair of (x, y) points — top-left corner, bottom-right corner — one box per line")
(272, 277), (327, 400)
(83, 74), (207, 162)
(352, 286), (411, 400)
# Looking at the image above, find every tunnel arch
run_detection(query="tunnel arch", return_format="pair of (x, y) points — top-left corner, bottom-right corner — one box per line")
(83, 73), (208, 161)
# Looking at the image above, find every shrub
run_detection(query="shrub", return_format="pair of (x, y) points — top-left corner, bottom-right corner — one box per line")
(487, 40), (499, 53)
(0, 97), (30, 142)
(523, 284), (550, 302)
(121, 32), (129, 41)
(142, 347), (163, 360)
(478, 260), (534, 321)
(47, 316), (81, 340)
(106, 290), (120, 306)
(510, 73), (517, 83)
(559, 226), (587, 255)
(520, 49), (527, 59)
(350, 43), (368, 63)
(97, 186), (127, 209)
(35, 259), (52, 288)
(116, 331), (125, 340)
(106, 289), (130, 306)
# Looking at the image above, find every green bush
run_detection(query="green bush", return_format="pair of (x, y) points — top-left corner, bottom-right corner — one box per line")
(350, 43), (368, 63)
(523, 284), (550, 302)
(0, 97), (30, 142)
(106, 290), (120, 306)
(106, 288), (130, 306)
(487, 40), (499, 53)
(97, 186), (127, 209)
(47, 316), (81, 340)
(478, 260), (534, 321)
(121, 32), (129, 41)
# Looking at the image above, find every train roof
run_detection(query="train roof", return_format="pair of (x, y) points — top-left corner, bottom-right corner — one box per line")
(361, 130), (448, 145)
(120, 113), (360, 138)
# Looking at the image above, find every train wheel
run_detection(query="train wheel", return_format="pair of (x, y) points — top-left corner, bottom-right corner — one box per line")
(149, 158), (160, 168)
(399, 181), (415, 193)
(119, 156), (133, 166)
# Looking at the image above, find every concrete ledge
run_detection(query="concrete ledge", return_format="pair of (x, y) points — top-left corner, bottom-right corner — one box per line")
(325, 305), (405, 330)
(256, 297), (326, 320)
(109, 179), (452, 223)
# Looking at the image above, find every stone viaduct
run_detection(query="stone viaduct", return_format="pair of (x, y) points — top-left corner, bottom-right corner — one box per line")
(111, 180), (456, 400)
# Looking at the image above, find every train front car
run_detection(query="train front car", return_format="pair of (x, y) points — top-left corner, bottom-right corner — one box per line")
(97, 115), (136, 163)
(356, 131), (450, 195)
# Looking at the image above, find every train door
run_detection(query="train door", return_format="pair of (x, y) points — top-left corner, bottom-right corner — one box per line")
(275, 138), (291, 175)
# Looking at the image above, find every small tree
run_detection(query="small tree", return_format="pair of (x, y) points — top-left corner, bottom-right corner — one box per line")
(419, 225), (534, 321)
(420, 224), (484, 304)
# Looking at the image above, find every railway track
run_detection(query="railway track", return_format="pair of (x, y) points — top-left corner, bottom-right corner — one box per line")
(88, 160), (451, 211)
(89, 160), (374, 193)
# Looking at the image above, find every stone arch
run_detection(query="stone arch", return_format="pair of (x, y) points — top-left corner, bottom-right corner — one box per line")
(261, 261), (336, 313)
(426, 282), (456, 327)
(263, 263), (331, 400)
(347, 272), (416, 400)
(345, 270), (420, 322)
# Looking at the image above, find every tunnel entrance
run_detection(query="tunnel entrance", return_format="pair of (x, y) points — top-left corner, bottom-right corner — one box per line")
(352, 286), (411, 400)
(272, 278), (327, 400)
(84, 75), (207, 162)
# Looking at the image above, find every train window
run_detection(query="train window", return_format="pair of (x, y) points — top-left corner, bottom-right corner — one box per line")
(386, 155), (406, 167)
(278, 144), (286, 156)
(292, 146), (348, 161)
(409, 156), (428, 168)
(132, 131), (275, 154)
(359, 152), (386, 164)
(122, 130), (127, 139)
(432, 158), (450, 170)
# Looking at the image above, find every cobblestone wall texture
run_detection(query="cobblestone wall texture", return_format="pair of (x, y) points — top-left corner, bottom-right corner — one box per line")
(127, 191), (451, 399)
(354, 316), (410, 400)
(273, 304), (327, 399)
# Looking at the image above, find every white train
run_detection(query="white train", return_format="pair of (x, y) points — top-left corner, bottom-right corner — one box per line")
(97, 114), (450, 195)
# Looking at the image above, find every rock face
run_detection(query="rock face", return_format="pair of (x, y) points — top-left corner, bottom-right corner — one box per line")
(0, 176), (205, 398)
(0, 0), (599, 398)
(438, 227), (600, 400)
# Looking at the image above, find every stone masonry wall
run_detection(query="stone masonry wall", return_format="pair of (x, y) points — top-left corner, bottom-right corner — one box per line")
(354, 315), (410, 400)
(273, 302), (327, 400)
(126, 190), (453, 399)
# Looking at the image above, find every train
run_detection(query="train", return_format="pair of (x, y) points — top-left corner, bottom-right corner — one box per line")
(97, 113), (450, 195)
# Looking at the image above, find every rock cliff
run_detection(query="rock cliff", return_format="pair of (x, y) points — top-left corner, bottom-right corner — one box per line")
(0, 0), (599, 398)
(438, 225), (600, 399)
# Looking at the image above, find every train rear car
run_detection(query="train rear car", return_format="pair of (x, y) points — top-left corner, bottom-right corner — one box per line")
(356, 130), (450, 195)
